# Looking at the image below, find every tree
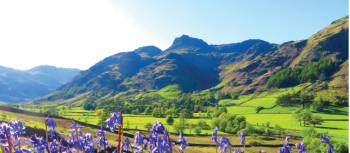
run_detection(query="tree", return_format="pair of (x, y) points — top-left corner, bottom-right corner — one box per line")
(194, 126), (202, 135)
(173, 115), (187, 134)
(166, 116), (174, 125)
(98, 109), (110, 126)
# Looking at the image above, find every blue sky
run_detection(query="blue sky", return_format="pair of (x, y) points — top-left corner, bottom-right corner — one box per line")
(113, 0), (348, 45)
(0, 0), (347, 70)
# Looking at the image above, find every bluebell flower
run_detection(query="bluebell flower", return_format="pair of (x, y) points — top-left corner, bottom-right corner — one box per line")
(8, 120), (25, 139)
(211, 127), (218, 144)
(45, 117), (57, 129)
(49, 139), (59, 153)
(133, 131), (144, 146)
(320, 135), (334, 153)
(142, 139), (148, 150)
(122, 138), (130, 151)
(296, 141), (306, 153)
(0, 132), (8, 146)
(106, 112), (123, 132)
(30, 135), (47, 153)
(218, 135), (232, 153)
(96, 125), (108, 149)
(151, 121), (165, 134)
(178, 133), (188, 153)
(14, 148), (31, 153)
(233, 148), (242, 153)
(240, 132), (246, 146)
(83, 133), (94, 153)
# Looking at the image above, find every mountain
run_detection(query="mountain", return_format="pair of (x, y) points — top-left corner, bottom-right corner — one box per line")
(39, 17), (348, 106)
(0, 65), (80, 102)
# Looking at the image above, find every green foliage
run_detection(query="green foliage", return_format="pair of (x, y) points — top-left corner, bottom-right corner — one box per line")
(194, 126), (202, 135)
(83, 101), (97, 110)
(211, 111), (246, 134)
(293, 109), (324, 127)
(276, 92), (314, 107)
(267, 68), (299, 88)
(267, 59), (338, 88)
(173, 116), (187, 134)
(166, 116), (174, 125)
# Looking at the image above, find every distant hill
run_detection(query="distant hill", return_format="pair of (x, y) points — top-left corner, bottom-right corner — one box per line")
(39, 17), (348, 106)
(0, 65), (80, 102)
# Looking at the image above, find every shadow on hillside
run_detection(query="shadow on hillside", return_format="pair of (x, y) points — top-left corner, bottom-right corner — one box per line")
(317, 107), (348, 115)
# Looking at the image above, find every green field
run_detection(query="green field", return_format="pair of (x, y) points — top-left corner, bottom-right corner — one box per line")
(14, 82), (348, 152)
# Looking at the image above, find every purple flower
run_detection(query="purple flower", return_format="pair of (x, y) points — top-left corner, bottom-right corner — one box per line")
(8, 120), (25, 139)
(0, 132), (7, 146)
(30, 135), (47, 153)
(233, 148), (242, 153)
(142, 139), (148, 150)
(211, 127), (218, 144)
(320, 135), (334, 153)
(83, 133), (94, 153)
(134, 131), (144, 146)
(45, 117), (57, 129)
(284, 135), (291, 145)
(0, 123), (11, 136)
(69, 120), (76, 129)
(296, 142), (306, 153)
(47, 129), (60, 140)
(68, 126), (84, 150)
(122, 138), (130, 151)
(178, 133), (188, 153)
(49, 139), (59, 153)
(320, 135), (331, 144)
(131, 145), (143, 153)
(152, 121), (165, 134)
(96, 125), (108, 149)
(14, 148), (31, 153)
(148, 130), (157, 151)
(218, 135), (232, 153)
(59, 137), (70, 153)
(278, 135), (292, 153)
(106, 112), (123, 132)
(151, 137), (164, 153)
(240, 132), (246, 145)
(162, 130), (173, 153)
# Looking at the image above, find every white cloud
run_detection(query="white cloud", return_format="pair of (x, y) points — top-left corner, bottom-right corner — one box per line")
(0, 0), (166, 70)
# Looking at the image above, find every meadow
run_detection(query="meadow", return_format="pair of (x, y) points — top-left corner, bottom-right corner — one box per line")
(6, 83), (347, 152)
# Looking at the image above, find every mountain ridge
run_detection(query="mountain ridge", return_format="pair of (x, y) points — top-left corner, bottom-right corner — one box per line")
(38, 17), (348, 106)
(0, 65), (80, 102)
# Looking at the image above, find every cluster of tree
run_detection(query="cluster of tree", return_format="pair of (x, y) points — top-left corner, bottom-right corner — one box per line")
(276, 91), (343, 111)
(293, 109), (324, 127)
(244, 123), (286, 137)
(267, 59), (338, 88)
(276, 92), (314, 108)
(210, 107), (246, 134)
(215, 92), (239, 100)
(83, 101), (97, 110)
(94, 92), (217, 119)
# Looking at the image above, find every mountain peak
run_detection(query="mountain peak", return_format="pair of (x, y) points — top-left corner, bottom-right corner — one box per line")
(134, 46), (162, 57)
(166, 34), (210, 52)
